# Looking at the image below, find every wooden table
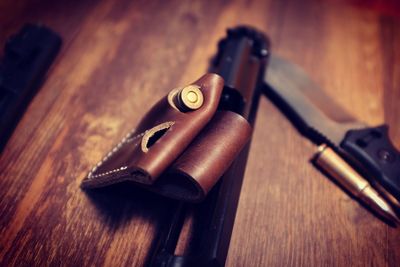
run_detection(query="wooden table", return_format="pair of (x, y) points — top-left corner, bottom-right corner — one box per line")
(1, 0), (399, 266)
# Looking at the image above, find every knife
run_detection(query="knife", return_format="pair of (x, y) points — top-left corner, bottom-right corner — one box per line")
(263, 55), (400, 223)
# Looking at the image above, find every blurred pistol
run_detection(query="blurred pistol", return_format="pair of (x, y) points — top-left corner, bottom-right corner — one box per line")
(149, 26), (270, 267)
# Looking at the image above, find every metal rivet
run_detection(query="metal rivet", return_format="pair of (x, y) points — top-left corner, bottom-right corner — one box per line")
(378, 149), (395, 163)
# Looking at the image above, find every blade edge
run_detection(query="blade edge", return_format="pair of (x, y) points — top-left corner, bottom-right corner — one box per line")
(264, 55), (366, 146)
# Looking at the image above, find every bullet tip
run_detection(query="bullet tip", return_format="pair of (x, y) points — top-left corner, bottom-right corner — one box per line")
(386, 209), (400, 226)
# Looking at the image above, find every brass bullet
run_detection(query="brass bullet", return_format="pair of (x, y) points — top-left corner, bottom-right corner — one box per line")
(315, 144), (400, 225)
(168, 85), (204, 112)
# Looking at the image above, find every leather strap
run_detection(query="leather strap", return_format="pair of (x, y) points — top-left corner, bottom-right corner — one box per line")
(150, 111), (252, 202)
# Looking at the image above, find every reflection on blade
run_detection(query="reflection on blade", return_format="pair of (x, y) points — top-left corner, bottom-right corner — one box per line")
(264, 55), (365, 147)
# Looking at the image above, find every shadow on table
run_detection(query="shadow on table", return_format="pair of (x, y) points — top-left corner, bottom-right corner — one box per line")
(83, 181), (176, 227)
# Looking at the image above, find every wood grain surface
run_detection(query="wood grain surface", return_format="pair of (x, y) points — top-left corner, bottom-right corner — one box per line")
(1, 0), (399, 266)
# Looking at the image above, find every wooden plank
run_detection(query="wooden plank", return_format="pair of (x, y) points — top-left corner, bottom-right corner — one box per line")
(0, 0), (399, 266)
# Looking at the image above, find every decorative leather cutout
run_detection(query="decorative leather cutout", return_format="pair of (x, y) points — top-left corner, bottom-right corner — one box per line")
(141, 121), (174, 153)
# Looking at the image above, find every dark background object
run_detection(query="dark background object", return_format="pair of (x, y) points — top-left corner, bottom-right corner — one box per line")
(0, 24), (61, 152)
(341, 125), (400, 201)
(148, 26), (269, 267)
(0, 0), (399, 266)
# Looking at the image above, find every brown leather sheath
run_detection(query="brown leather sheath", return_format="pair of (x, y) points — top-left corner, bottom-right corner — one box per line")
(81, 73), (252, 202)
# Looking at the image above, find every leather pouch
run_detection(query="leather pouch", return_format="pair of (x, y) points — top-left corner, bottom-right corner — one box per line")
(81, 73), (252, 202)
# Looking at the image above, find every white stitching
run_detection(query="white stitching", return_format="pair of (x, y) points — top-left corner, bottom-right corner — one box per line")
(87, 129), (145, 179)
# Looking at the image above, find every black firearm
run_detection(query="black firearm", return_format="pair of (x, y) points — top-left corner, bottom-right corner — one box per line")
(0, 24), (61, 152)
(149, 26), (270, 267)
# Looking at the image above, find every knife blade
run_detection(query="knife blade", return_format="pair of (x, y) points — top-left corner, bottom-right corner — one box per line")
(264, 54), (400, 206)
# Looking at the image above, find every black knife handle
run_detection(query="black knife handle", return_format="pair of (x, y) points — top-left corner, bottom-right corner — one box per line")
(341, 125), (400, 201)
